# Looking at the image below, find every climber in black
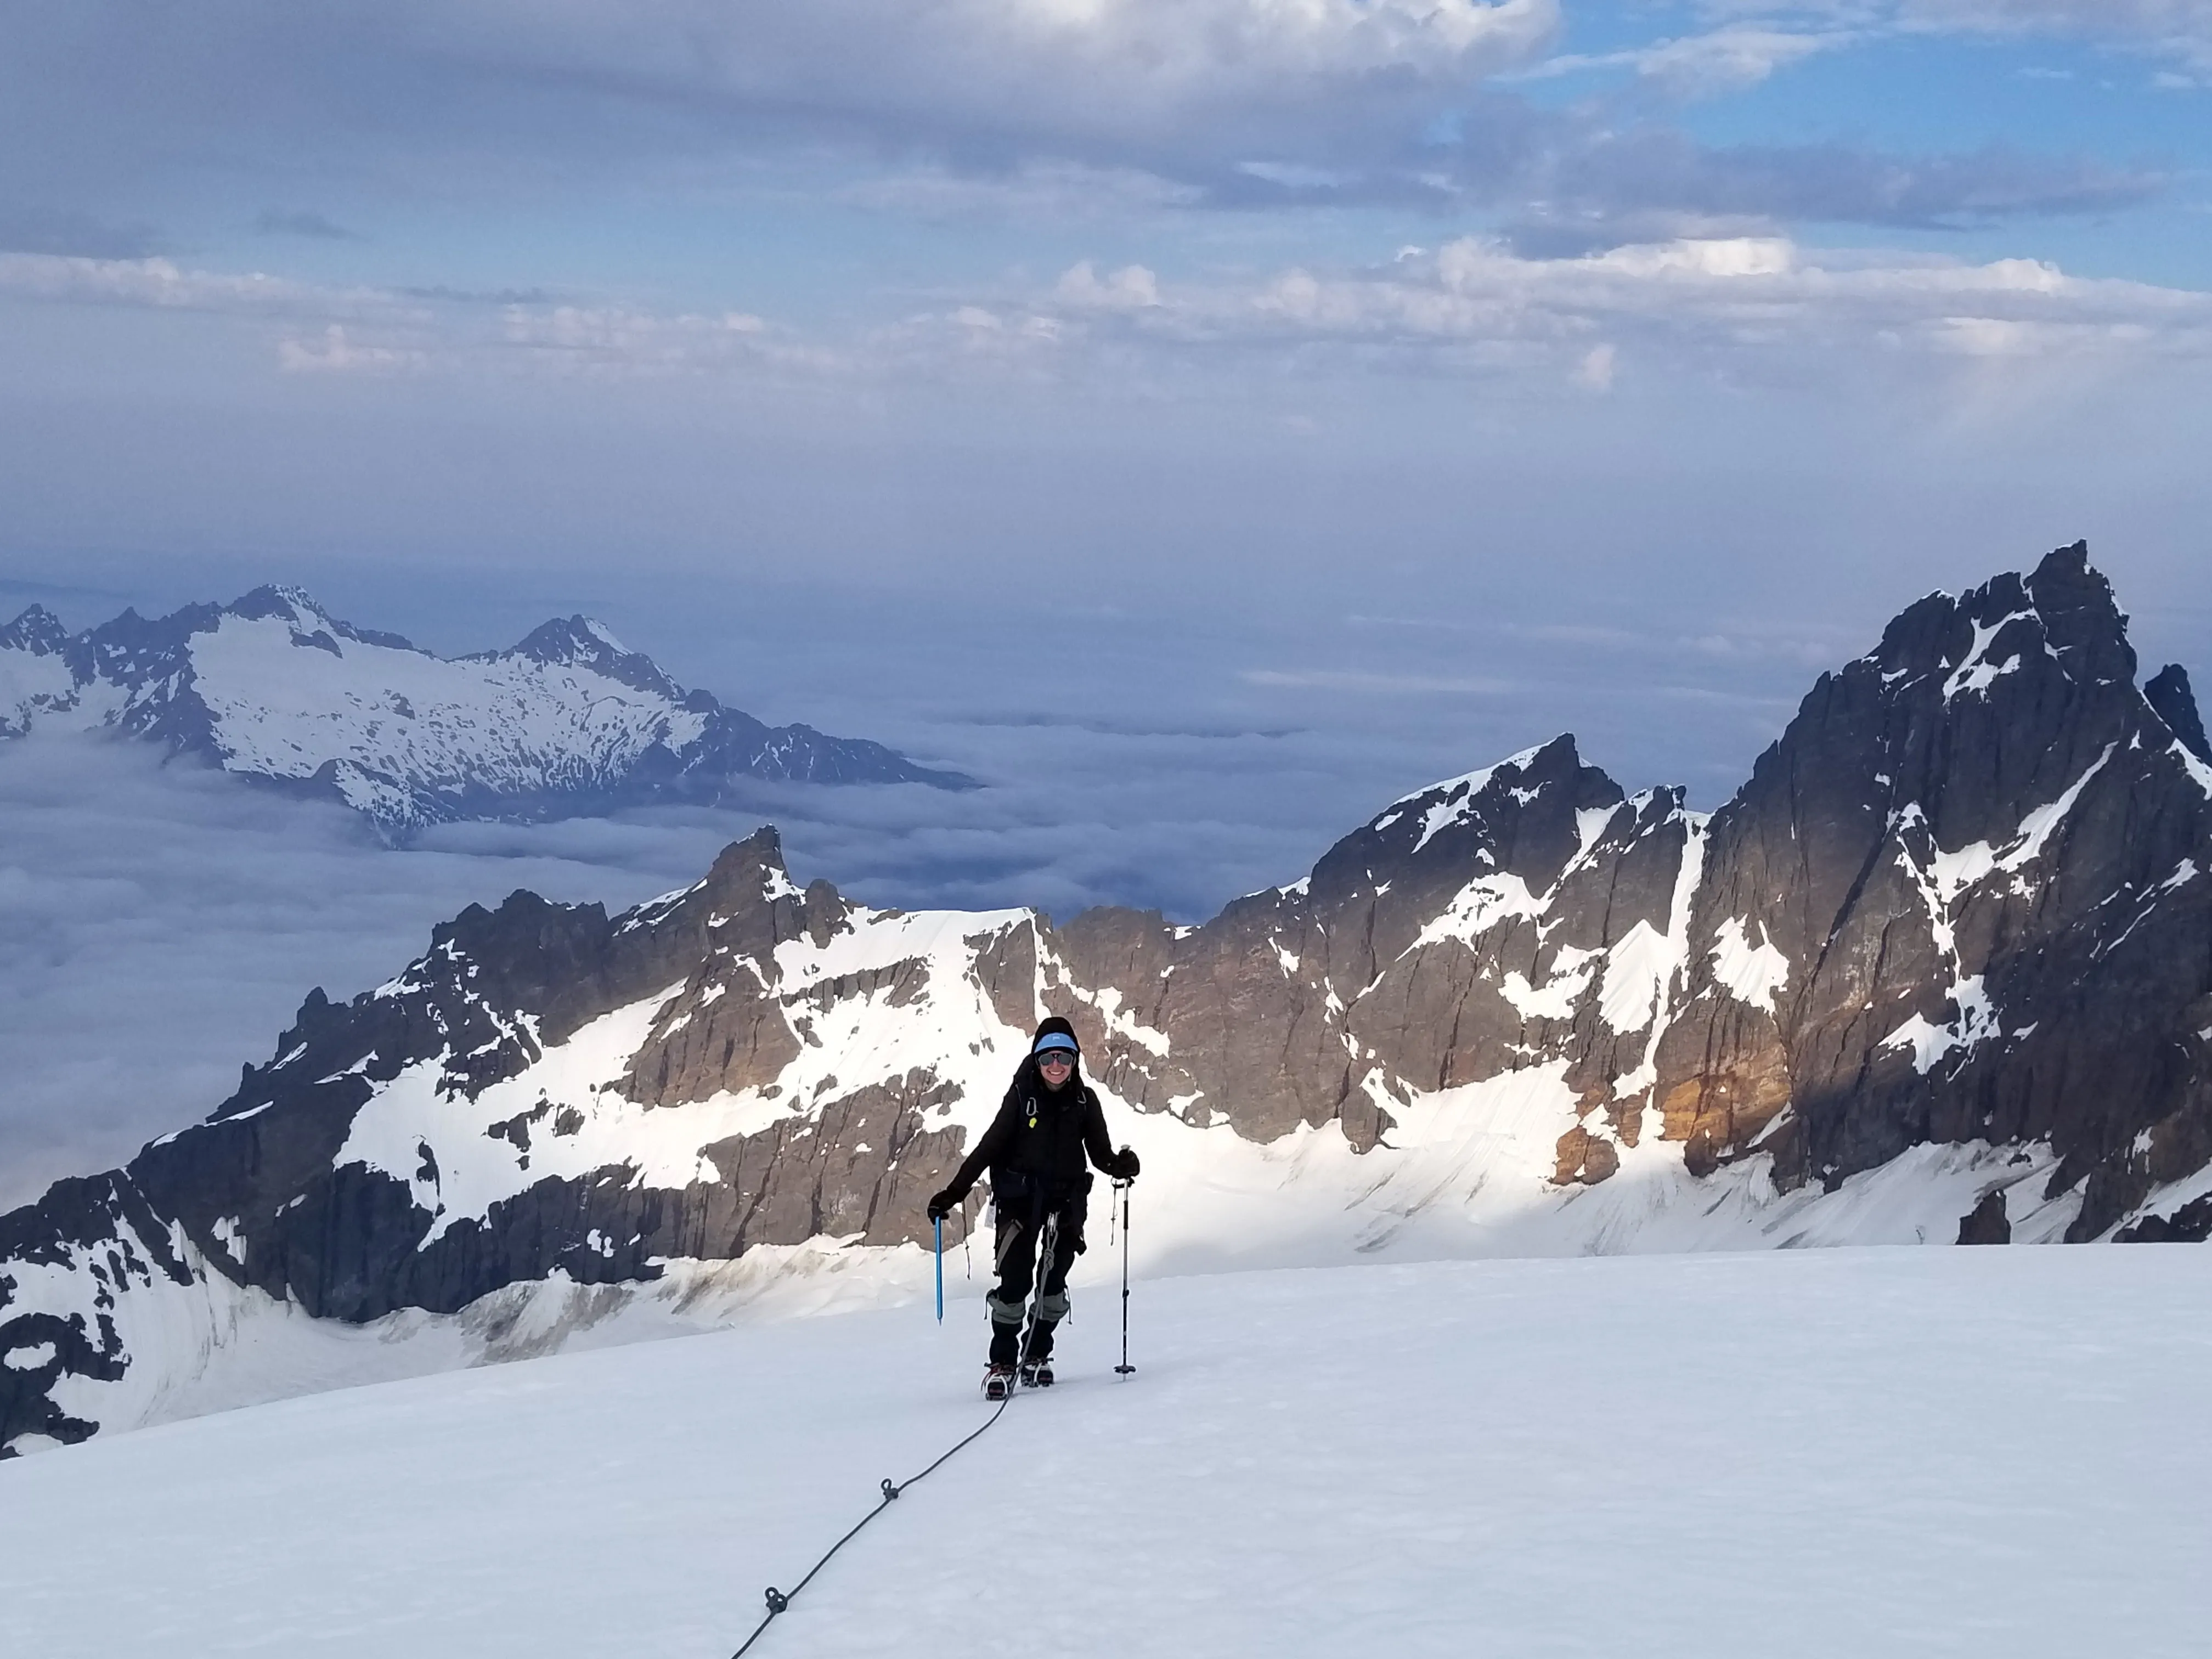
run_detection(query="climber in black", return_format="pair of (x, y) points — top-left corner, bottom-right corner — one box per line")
(928, 1015), (1139, 1398)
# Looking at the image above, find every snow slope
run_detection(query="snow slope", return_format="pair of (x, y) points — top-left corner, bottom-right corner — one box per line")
(4, 1246), (2207, 1658)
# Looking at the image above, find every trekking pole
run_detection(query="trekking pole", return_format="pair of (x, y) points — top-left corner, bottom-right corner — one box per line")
(934, 1216), (944, 1324)
(1114, 1178), (1135, 1376)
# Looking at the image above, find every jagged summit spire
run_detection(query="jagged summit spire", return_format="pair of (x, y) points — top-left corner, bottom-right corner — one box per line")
(2146, 664), (2210, 764)
(2023, 539), (2134, 689)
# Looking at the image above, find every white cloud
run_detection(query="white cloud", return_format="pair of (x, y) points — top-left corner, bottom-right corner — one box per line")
(1056, 261), (1163, 309)
(279, 324), (426, 375)
(1701, 1), (2212, 75)
(8, 232), (2207, 403)
(0, 252), (400, 319)
(992, 235), (2212, 386)
(0, 254), (812, 382)
(496, 304), (786, 379)
(1574, 341), (1617, 389)
(262, 0), (1561, 192)
(419, 0), (1558, 120)
(1519, 25), (1858, 98)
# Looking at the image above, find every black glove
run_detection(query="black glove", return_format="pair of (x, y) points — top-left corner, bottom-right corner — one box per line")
(1114, 1148), (1141, 1181)
(927, 1188), (958, 1222)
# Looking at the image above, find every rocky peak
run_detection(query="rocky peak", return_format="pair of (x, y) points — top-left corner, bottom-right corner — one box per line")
(2145, 664), (2210, 764)
(496, 616), (683, 701)
(2022, 540), (2134, 690)
(1314, 736), (1622, 904)
(227, 584), (329, 626)
(698, 827), (800, 916)
(1671, 540), (2212, 1204)
(0, 605), (69, 653)
(222, 586), (419, 653)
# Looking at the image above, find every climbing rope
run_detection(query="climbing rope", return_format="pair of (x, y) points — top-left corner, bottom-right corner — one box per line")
(726, 1393), (1017, 1657)
(727, 1212), (1063, 1658)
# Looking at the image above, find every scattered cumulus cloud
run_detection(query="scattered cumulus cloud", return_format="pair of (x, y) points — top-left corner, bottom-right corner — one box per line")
(0, 251), (399, 319)
(994, 235), (2212, 391)
(279, 324), (425, 374)
(4, 230), (2205, 399)
(1055, 261), (1163, 310)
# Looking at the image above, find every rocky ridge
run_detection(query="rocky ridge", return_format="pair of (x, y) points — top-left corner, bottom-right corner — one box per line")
(0, 585), (974, 831)
(4, 542), (2210, 1457)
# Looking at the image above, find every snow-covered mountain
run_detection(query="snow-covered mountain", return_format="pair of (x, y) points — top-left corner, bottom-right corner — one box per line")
(6, 541), (2211, 1458)
(0, 585), (973, 831)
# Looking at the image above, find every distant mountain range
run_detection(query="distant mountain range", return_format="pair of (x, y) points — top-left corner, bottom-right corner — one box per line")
(6, 541), (2211, 1458)
(0, 585), (974, 832)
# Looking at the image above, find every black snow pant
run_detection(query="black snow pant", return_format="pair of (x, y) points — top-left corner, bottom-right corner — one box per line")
(986, 1202), (1083, 1366)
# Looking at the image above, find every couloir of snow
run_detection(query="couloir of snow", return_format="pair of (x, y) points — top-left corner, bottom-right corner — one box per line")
(6, 1244), (2209, 1658)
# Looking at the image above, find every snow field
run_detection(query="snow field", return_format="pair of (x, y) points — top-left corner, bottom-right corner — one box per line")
(5, 1244), (2209, 1658)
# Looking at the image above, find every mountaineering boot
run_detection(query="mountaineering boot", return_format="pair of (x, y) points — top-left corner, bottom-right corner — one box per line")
(983, 1363), (1015, 1402)
(1019, 1358), (1054, 1388)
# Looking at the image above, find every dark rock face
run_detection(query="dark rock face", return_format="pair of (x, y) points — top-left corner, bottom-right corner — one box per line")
(7, 541), (2212, 1457)
(0, 586), (974, 831)
(1642, 546), (2212, 1239)
(1957, 1190), (2011, 1245)
(2145, 664), (2210, 765)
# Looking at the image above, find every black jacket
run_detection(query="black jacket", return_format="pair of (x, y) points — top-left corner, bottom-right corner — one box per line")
(943, 1060), (1121, 1214)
